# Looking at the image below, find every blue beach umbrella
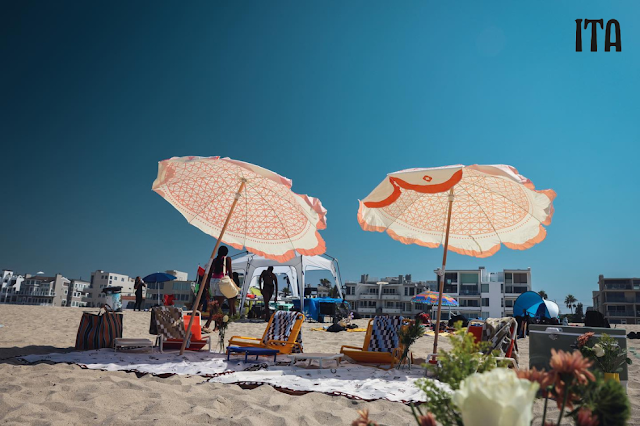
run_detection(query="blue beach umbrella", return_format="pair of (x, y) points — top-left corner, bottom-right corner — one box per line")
(143, 272), (176, 305)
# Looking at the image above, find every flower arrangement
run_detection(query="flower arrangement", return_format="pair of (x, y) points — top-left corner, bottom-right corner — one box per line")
(352, 328), (631, 426)
(574, 332), (631, 375)
(207, 301), (231, 352)
(396, 317), (426, 369)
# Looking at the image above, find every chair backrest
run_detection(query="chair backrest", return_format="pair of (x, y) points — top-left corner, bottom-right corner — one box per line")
(366, 316), (404, 353)
(262, 311), (305, 352)
(151, 306), (186, 340)
(482, 317), (518, 357)
(183, 312), (202, 341)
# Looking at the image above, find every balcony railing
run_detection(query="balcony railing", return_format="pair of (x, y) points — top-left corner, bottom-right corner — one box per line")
(357, 307), (377, 314)
(360, 294), (378, 300)
(381, 294), (400, 300)
(444, 286), (458, 294)
(606, 311), (635, 317)
(505, 287), (528, 294)
(605, 297), (635, 304)
(382, 308), (402, 314)
(604, 285), (632, 290)
(459, 290), (480, 296)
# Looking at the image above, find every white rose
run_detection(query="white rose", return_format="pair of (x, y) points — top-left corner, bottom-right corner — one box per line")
(452, 368), (539, 426)
(223, 315), (229, 323)
(593, 344), (605, 358)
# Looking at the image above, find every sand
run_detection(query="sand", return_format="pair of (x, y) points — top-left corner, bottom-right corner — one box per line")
(1, 305), (638, 425)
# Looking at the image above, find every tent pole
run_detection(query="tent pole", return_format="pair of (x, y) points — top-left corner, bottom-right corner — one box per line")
(432, 189), (454, 361)
(180, 179), (246, 355)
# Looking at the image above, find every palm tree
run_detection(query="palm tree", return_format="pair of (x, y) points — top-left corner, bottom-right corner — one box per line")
(564, 294), (577, 313)
(538, 290), (548, 300)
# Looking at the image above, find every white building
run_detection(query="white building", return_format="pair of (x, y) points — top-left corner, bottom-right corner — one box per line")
(87, 270), (135, 308)
(65, 279), (90, 308)
(2, 273), (69, 306)
(345, 268), (531, 320)
(1, 270), (25, 303)
(344, 275), (436, 318)
(438, 267), (532, 320)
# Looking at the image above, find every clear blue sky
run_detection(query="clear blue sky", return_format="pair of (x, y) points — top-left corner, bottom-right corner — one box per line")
(2, 1), (639, 311)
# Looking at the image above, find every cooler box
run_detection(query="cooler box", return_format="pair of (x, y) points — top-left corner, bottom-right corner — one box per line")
(102, 286), (123, 311)
(529, 324), (628, 386)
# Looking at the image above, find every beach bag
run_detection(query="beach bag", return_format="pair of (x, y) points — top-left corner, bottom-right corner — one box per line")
(218, 257), (240, 298)
(75, 304), (123, 350)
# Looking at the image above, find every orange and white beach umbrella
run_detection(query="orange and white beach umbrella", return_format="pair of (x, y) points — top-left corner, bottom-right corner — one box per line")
(152, 156), (327, 353)
(152, 156), (327, 263)
(358, 164), (556, 357)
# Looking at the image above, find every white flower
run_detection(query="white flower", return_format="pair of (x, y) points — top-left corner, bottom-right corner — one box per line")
(223, 315), (229, 323)
(593, 344), (605, 358)
(452, 368), (539, 426)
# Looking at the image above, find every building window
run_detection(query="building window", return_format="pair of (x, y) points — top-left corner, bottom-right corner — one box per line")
(481, 284), (489, 293)
(121, 278), (124, 281)
(482, 298), (489, 306)
(505, 299), (514, 307)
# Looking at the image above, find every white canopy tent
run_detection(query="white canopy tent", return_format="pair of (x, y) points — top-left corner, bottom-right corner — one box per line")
(231, 252), (343, 315)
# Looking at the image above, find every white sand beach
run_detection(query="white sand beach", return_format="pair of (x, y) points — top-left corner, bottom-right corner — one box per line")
(1, 305), (638, 425)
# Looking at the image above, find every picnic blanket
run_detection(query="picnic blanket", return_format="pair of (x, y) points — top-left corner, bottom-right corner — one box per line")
(19, 350), (448, 403)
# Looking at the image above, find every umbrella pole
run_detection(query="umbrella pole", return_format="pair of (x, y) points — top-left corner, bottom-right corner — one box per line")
(432, 189), (454, 361)
(180, 179), (246, 355)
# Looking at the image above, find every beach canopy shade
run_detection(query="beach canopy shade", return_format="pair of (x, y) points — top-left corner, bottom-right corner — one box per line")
(411, 290), (458, 307)
(513, 291), (560, 319)
(231, 252), (342, 313)
(358, 164), (556, 357)
(152, 156), (328, 354)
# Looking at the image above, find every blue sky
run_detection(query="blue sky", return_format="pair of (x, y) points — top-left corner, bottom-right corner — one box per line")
(2, 1), (639, 310)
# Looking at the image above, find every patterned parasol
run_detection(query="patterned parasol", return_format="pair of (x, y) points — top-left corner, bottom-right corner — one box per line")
(358, 164), (555, 358)
(152, 156), (327, 353)
(412, 291), (458, 307)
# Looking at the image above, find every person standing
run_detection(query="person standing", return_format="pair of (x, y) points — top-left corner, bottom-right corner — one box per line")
(203, 246), (232, 331)
(134, 277), (146, 311)
(259, 266), (278, 321)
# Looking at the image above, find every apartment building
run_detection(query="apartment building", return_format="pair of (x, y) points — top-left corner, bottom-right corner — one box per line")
(438, 267), (531, 320)
(2, 274), (69, 306)
(592, 275), (640, 325)
(87, 270), (135, 308)
(64, 279), (90, 308)
(344, 275), (436, 318)
(1, 270), (25, 303)
(345, 268), (531, 320)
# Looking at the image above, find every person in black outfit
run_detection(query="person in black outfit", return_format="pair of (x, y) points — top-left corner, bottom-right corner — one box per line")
(134, 277), (146, 311)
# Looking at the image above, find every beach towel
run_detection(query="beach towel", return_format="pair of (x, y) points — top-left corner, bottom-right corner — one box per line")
(150, 306), (186, 340)
(75, 305), (123, 350)
(367, 316), (403, 353)
(263, 311), (303, 353)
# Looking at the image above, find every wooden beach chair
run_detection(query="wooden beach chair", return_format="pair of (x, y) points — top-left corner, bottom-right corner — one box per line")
(228, 311), (304, 354)
(340, 316), (411, 368)
(150, 306), (211, 352)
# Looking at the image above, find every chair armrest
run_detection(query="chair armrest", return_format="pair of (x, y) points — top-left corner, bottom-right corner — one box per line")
(340, 345), (362, 353)
(265, 339), (295, 347)
(229, 336), (262, 342)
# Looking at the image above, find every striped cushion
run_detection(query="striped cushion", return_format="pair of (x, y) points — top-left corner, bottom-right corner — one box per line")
(367, 316), (403, 353)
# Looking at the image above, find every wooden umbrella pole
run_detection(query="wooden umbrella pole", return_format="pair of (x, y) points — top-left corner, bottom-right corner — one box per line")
(180, 179), (246, 355)
(432, 189), (454, 360)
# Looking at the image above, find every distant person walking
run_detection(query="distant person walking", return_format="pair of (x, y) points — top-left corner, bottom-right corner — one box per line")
(203, 246), (232, 330)
(134, 277), (146, 311)
(259, 266), (278, 321)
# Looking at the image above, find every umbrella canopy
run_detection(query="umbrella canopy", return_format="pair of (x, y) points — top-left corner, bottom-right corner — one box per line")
(358, 164), (555, 257)
(152, 156), (327, 263)
(412, 290), (458, 306)
(358, 164), (555, 358)
(142, 272), (176, 283)
(152, 156), (328, 354)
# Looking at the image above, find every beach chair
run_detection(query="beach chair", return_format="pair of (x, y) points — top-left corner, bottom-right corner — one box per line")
(340, 316), (410, 368)
(150, 306), (211, 352)
(228, 311), (304, 354)
(473, 317), (519, 369)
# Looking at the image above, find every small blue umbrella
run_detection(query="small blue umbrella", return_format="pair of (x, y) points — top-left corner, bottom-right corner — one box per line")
(143, 273), (176, 305)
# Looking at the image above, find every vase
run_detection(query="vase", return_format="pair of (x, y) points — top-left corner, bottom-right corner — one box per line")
(604, 372), (620, 382)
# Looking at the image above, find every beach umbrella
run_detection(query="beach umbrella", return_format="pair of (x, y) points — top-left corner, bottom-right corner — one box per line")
(412, 290), (458, 306)
(152, 156), (327, 354)
(358, 164), (555, 358)
(142, 272), (177, 306)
